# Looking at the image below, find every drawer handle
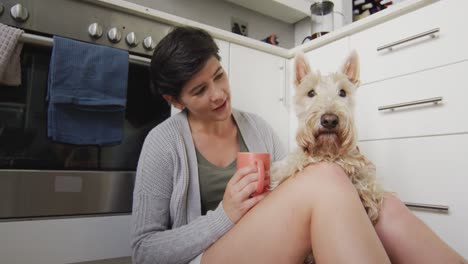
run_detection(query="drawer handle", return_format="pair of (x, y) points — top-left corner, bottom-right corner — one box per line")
(405, 202), (449, 213)
(378, 97), (443, 111)
(377, 28), (440, 51)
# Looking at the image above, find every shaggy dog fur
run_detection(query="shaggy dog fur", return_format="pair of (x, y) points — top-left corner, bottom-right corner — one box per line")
(270, 52), (384, 256)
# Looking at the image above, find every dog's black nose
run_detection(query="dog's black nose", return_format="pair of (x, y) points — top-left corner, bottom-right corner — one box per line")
(321, 114), (339, 129)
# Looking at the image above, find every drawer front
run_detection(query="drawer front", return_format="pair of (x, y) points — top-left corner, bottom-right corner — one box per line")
(355, 61), (468, 141)
(350, 0), (468, 84)
(358, 134), (468, 258)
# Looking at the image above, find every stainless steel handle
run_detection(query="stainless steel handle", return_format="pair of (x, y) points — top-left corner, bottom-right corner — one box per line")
(378, 97), (442, 111)
(19, 33), (151, 66)
(377, 28), (440, 51)
(404, 202), (449, 213)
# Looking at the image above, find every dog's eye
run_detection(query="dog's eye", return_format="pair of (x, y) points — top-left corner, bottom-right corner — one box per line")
(339, 89), (346, 97)
(307, 90), (316, 98)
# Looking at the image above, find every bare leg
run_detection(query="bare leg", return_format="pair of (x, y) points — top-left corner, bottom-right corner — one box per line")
(202, 163), (390, 264)
(375, 194), (467, 264)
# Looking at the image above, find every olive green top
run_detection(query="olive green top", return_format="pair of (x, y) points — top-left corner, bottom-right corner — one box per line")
(196, 128), (249, 215)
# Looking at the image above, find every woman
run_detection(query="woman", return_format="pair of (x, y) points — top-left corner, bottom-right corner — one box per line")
(131, 26), (466, 264)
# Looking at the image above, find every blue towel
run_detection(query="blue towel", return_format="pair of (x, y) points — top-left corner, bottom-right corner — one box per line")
(47, 36), (129, 145)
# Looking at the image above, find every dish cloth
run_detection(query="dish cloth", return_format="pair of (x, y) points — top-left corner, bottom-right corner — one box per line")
(47, 36), (129, 145)
(0, 23), (24, 86)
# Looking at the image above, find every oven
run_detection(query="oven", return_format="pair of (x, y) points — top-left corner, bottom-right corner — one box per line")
(0, 0), (171, 219)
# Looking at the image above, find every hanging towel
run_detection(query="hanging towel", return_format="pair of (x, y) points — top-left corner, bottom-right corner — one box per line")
(47, 36), (129, 145)
(0, 23), (24, 86)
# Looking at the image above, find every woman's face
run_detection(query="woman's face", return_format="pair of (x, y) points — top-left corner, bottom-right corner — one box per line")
(175, 56), (232, 122)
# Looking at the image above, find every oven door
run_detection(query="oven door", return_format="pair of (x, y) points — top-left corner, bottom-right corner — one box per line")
(0, 39), (170, 220)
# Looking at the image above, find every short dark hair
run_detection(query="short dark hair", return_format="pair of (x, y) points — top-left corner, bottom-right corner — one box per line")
(150, 26), (220, 98)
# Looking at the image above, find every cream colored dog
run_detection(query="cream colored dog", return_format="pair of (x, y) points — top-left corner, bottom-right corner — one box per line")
(270, 51), (383, 225)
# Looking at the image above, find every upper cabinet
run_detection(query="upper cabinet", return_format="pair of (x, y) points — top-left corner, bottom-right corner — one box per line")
(349, 0), (468, 85)
(223, 0), (309, 23)
(229, 43), (289, 149)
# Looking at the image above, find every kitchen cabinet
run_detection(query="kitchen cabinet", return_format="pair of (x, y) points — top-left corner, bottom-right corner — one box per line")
(347, 0), (468, 259)
(288, 37), (350, 150)
(229, 43), (289, 149)
(349, 0), (468, 85)
(358, 134), (468, 258)
(223, 0), (309, 24)
(355, 60), (468, 141)
(285, 0), (468, 258)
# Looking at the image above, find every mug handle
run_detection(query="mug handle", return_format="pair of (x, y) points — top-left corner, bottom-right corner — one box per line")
(255, 159), (265, 195)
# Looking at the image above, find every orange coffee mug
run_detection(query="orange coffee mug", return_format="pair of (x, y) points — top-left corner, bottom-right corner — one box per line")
(237, 152), (270, 196)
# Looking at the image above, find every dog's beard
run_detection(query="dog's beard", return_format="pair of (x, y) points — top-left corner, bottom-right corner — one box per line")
(297, 114), (356, 158)
(314, 131), (342, 156)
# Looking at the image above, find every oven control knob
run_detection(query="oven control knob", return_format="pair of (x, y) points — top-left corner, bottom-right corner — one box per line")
(107, 27), (122, 43)
(88, 23), (103, 39)
(143, 36), (156, 51)
(125, 32), (139, 47)
(10, 4), (29, 22)
(0, 4), (4, 16)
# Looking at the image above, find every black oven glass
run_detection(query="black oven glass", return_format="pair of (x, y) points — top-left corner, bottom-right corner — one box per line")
(0, 44), (170, 171)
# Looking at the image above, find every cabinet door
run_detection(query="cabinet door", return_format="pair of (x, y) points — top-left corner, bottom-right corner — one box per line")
(350, 0), (468, 85)
(358, 134), (468, 259)
(229, 44), (289, 149)
(288, 38), (350, 150)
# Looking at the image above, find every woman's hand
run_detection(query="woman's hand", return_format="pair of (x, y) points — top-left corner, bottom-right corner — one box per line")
(222, 165), (269, 223)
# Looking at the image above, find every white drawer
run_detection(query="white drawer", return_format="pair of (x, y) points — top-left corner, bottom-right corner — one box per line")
(355, 61), (468, 141)
(358, 134), (468, 258)
(350, 0), (468, 84)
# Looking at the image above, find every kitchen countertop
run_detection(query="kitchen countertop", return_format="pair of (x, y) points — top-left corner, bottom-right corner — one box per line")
(87, 0), (436, 58)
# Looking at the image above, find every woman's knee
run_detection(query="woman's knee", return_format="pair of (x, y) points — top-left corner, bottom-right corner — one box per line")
(375, 193), (413, 235)
(291, 162), (358, 201)
(379, 193), (410, 221)
(296, 162), (353, 190)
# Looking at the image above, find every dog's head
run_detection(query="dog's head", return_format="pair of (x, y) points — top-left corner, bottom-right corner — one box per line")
(294, 51), (360, 158)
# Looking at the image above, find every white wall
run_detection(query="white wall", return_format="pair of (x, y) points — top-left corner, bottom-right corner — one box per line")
(128, 0), (295, 48)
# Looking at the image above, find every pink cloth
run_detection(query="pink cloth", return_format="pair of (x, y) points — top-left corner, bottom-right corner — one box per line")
(0, 23), (24, 86)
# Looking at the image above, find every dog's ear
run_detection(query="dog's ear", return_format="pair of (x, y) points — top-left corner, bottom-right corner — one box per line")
(295, 52), (311, 86)
(341, 50), (360, 86)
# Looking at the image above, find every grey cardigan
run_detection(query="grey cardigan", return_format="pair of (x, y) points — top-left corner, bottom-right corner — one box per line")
(131, 109), (286, 264)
